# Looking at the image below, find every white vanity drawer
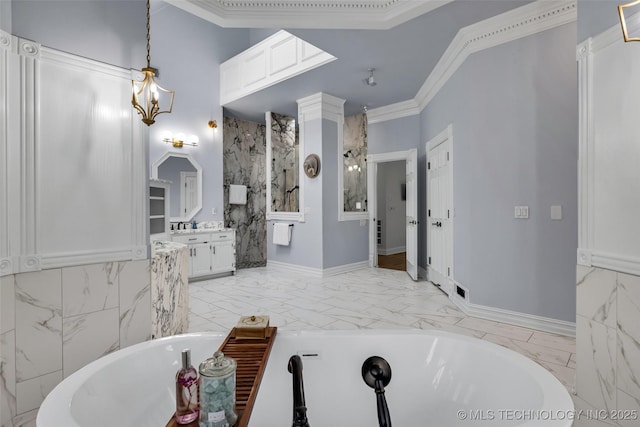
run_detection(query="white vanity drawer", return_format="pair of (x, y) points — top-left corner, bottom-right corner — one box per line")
(210, 231), (234, 242)
(171, 233), (211, 244)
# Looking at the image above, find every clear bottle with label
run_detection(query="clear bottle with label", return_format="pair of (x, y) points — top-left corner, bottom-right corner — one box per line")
(175, 349), (199, 424)
(199, 351), (237, 427)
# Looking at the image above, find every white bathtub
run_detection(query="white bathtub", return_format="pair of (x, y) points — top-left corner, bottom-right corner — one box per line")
(37, 330), (574, 427)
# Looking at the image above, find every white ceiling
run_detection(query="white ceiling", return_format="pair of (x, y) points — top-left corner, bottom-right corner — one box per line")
(165, 0), (533, 121)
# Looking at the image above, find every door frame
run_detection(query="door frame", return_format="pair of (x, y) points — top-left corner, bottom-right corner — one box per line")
(426, 124), (454, 294)
(367, 149), (418, 279)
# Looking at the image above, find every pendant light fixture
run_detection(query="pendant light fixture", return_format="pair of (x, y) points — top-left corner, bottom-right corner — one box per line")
(131, 0), (174, 126)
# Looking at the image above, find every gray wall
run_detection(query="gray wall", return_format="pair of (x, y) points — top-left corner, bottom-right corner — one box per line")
(10, 1), (251, 226)
(578, 0), (622, 42)
(266, 117), (369, 270)
(1, 0), (11, 33)
(267, 118), (323, 269)
(367, 23), (577, 323)
(321, 120), (369, 268)
(11, 0), (146, 69)
(419, 23), (578, 322)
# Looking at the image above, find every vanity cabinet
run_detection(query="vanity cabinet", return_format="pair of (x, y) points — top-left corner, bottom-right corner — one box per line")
(172, 230), (236, 279)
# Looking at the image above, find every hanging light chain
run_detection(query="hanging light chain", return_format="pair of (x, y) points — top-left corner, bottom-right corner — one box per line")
(146, 0), (151, 68)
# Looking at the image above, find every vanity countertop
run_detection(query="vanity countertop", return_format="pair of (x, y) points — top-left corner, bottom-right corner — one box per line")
(171, 228), (234, 236)
(151, 240), (187, 256)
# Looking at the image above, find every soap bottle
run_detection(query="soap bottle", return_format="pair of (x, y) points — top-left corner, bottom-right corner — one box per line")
(175, 349), (199, 424)
(192, 220), (197, 229)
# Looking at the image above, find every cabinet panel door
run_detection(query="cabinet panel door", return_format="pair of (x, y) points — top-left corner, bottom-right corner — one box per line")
(212, 242), (235, 273)
(191, 243), (212, 277)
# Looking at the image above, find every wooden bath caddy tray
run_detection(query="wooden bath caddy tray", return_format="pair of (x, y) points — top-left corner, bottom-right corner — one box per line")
(166, 326), (278, 427)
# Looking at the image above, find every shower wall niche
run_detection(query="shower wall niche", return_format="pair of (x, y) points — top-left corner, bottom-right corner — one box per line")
(223, 117), (267, 268)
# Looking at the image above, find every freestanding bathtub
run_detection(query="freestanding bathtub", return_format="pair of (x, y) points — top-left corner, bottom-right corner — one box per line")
(37, 330), (574, 426)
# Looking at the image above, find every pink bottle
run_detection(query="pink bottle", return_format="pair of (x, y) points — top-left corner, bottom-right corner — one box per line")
(175, 349), (199, 424)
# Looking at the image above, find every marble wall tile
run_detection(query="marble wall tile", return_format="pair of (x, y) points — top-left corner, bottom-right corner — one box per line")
(223, 116), (267, 269)
(15, 270), (62, 383)
(1, 276), (15, 334)
(150, 248), (188, 338)
(616, 389), (640, 427)
(15, 370), (62, 414)
(576, 314), (617, 412)
(61, 262), (120, 317)
(62, 308), (119, 377)
(343, 113), (367, 212)
(270, 112), (298, 213)
(617, 273), (640, 406)
(1, 330), (16, 427)
(577, 266), (617, 328)
(119, 260), (151, 348)
(11, 409), (37, 427)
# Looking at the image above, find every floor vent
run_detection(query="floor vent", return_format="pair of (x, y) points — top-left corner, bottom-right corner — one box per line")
(456, 285), (466, 299)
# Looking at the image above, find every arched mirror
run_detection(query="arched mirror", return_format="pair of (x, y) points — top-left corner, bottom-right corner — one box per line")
(152, 152), (202, 222)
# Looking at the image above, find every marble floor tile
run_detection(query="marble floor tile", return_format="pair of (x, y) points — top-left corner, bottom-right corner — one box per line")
(188, 267), (575, 390)
(483, 333), (572, 366)
(528, 330), (577, 354)
(456, 316), (535, 341)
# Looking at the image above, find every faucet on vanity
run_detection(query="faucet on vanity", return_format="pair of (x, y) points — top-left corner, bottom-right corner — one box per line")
(288, 355), (310, 427)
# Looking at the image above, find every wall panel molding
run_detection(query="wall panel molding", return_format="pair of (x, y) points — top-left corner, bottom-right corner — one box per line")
(1, 35), (148, 276)
(577, 14), (640, 276)
(368, 0), (577, 123)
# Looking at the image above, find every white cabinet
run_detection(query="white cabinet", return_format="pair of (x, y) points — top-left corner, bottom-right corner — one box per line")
(172, 230), (236, 279)
(150, 179), (170, 241)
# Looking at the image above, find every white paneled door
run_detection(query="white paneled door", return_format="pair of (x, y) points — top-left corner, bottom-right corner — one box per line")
(427, 126), (453, 295)
(405, 149), (419, 281)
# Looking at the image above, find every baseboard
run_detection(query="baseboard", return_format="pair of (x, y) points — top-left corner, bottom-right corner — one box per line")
(450, 282), (576, 337)
(377, 246), (406, 256)
(267, 260), (369, 277)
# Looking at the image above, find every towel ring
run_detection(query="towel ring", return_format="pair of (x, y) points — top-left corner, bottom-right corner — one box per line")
(304, 154), (321, 179)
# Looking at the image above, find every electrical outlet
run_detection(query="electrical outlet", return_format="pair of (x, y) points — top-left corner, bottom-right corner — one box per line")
(514, 205), (529, 219)
(211, 208), (216, 215)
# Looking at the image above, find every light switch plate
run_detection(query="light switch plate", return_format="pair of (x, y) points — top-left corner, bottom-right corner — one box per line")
(551, 205), (562, 220)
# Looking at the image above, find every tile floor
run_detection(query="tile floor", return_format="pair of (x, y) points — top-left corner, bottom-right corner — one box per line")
(188, 266), (576, 391)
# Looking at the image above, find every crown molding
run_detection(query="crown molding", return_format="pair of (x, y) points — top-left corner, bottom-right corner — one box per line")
(165, 0), (453, 29)
(368, 0), (577, 123)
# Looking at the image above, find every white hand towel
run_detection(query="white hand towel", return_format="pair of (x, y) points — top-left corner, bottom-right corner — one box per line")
(229, 184), (247, 205)
(273, 223), (292, 246)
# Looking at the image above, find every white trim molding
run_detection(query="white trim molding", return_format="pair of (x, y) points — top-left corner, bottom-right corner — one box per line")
(368, 0), (577, 123)
(267, 260), (368, 277)
(450, 281), (576, 337)
(166, 0), (453, 30)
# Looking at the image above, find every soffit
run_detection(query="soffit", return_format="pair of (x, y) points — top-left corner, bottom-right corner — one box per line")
(164, 0), (454, 29)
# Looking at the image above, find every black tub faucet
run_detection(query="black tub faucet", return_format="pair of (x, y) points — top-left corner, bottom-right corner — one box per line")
(362, 356), (392, 427)
(288, 355), (310, 427)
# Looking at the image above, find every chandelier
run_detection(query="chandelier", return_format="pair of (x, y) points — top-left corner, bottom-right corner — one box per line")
(131, 0), (174, 126)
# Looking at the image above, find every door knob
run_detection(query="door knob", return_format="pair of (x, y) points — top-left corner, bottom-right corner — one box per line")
(431, 221), (442, 227)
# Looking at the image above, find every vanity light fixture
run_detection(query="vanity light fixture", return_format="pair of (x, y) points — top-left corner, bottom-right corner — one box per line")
(162, 131), (199, 148)
(131, 0), (174, 126)
(619, 0), (640, 41)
